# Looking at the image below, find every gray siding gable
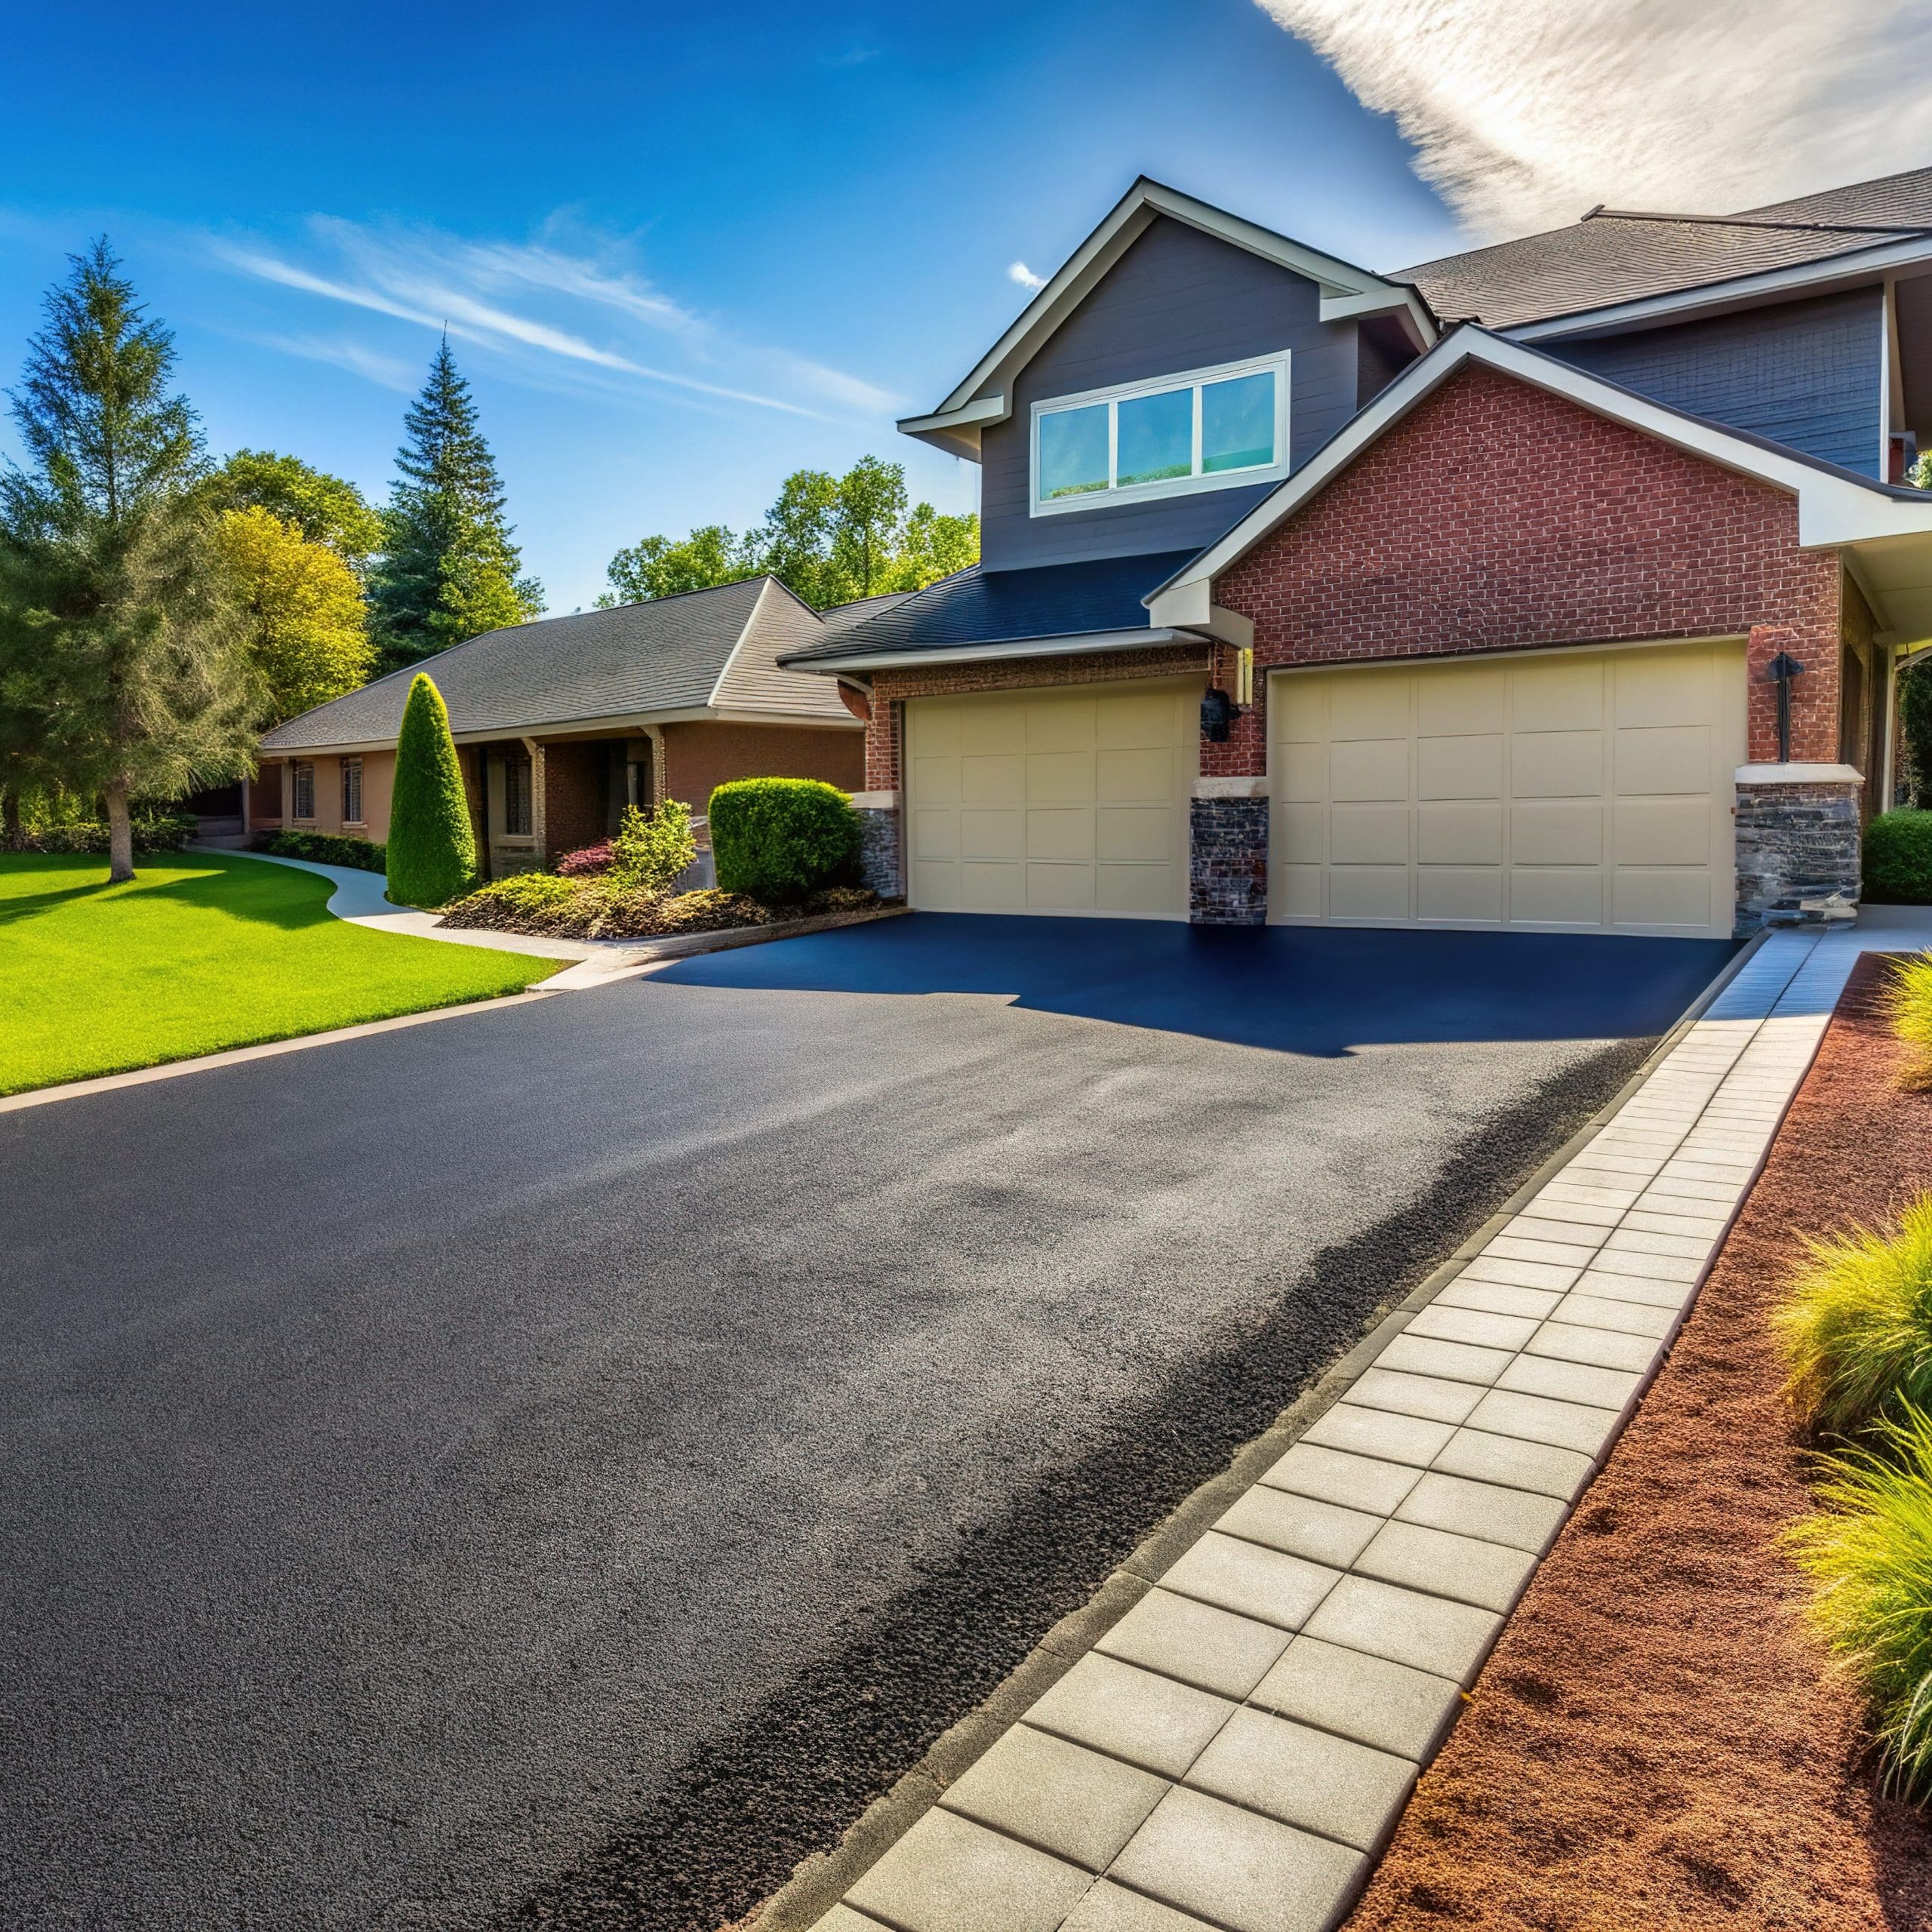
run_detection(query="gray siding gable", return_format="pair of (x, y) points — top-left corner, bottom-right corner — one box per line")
(978, 216), (1386, 570)
(1546, 288), (1884, 477)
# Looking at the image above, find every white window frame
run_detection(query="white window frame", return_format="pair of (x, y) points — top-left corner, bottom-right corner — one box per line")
(1029, 352), (1291, 518)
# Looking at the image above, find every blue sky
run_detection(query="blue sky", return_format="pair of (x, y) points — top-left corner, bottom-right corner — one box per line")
(9, 0), (1907, 614)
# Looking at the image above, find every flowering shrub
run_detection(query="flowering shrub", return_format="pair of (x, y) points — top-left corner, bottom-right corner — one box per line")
(555, 841), (615, 877)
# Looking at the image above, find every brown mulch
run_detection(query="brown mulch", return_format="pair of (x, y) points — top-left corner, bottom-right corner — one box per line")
(1349, 953), (1932, 1932)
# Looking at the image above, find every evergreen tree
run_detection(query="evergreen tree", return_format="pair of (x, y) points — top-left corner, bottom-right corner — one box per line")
(369, 342), (542, 673)
(386, 672), (475, 906)
(0, 239), (255, 881)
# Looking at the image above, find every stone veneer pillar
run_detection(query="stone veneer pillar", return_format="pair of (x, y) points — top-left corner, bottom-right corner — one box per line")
(851, 789), (903, 899)
(1189, 777), (1269, 925)
(1733, 763), (1863, 934)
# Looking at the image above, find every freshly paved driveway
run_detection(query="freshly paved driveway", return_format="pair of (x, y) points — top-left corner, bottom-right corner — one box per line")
(0, 916), (1730, 1930)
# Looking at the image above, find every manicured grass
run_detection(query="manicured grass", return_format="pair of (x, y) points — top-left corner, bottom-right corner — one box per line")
(0, 852), (561, 1094)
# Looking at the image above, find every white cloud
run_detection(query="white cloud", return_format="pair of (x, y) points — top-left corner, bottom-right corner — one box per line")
(1008, 260), (1048, 291)
(249, 333), (420, 392)
(206, 216), (896, 420)
(1253, 0), (1932, 238)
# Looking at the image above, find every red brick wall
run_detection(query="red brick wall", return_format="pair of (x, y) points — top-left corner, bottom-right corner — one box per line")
(660, 720), (864, 813)
(863, 645), (1212, 790)
(1208, 362), (1844, 777)
(544, 742), (612, 857)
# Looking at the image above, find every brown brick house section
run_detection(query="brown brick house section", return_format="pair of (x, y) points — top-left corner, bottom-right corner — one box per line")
(1205, 361), (1844, 777)
(663, 721), (861, 813)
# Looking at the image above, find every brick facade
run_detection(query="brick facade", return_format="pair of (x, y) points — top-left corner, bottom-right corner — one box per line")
(1209, 361), (1844, 777)
(662, 719), (863, 813)
(543, 742), (614, 858)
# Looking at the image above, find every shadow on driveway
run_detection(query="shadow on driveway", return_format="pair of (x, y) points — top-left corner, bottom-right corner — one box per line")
(654, 912), (1739, 1054)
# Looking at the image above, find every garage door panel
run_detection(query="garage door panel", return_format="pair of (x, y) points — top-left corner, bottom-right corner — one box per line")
(1417, 734), (1503, 799)
(1331, 739), (1410, 802)
(906, 682), (1193, 919)
(1327, 675), (1411, 739)
(1416, 668), (1506, 734)
(1270, 641), (1742, 937)
(961, 808), (1023, 863)
(1329, 867), (1411, 921)
(1027, 750), (1094, 805)
(1027, 808), (1094, 863)
(1613, 867), (1712, 930)
(1331, 803), (1410, 866)
(1417, 801), (1503, 865)
(1511, 801), (1602, 866)
(1613, 798), (1714, 867)
(1512, 731), (1603, 798)
(1096, 804), (1172, 864)
(1097, 746), (1171, 804)
(1418, 867), (1503, 924)
(1614, 724), (1710, 795)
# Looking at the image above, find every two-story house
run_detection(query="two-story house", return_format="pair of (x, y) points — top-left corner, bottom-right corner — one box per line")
(784, 171), (1932, 938)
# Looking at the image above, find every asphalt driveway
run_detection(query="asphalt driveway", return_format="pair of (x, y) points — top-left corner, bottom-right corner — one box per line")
(0, 916), (1731, 1930)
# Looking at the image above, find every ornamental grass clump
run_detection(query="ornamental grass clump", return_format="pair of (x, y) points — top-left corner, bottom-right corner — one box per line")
(1775, 1194), (1932, 1437)
(1887, 951), (1932, 1088)
(1784, 1403), (1932, 1803)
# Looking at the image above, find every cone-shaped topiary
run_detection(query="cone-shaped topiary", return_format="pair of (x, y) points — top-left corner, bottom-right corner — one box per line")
(386, 672), (476, 906)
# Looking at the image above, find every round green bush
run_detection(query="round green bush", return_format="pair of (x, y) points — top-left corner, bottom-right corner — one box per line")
(386, 674), (476, 907)
(709, 777), (860, 903)
(1865, 810), (1932, 904)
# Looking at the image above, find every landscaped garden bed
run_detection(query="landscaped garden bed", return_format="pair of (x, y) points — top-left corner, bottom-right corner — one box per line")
(1347, 953), (1932, 1931)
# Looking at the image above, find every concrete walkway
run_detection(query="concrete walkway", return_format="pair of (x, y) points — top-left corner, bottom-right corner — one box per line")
(196, 846), (632, 961)
(809, 909), (1932, 1932)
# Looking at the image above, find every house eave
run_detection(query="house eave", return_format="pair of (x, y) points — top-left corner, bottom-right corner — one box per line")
(786, 626), (1196, 674)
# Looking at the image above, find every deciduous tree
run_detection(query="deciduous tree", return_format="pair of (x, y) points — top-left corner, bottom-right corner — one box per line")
(0, 239), (255, 881)
(216, 505), (373, 722)
(210, 449), (383, 571)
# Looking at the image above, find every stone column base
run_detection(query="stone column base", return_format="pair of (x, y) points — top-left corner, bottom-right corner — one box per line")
(1734, 772), (1861, 934)
(1190, 794), (1268, 925)
(851, 791), (903, 899)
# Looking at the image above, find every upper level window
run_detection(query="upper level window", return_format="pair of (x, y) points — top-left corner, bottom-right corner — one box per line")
(1032, 354), (1288, 515)
(340, 758), (363, 826)
(292, 761), (315, 821)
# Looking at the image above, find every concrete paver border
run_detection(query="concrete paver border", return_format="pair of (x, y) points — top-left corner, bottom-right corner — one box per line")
(756, 915), (1932, 1932)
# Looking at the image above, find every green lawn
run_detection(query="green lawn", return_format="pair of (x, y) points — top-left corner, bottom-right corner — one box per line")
(0, 851), (562, 1095)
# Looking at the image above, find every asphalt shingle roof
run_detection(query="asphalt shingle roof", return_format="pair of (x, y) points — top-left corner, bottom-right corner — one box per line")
(780, 552), (1201, 666)
(260, 577), (858, 752)
(1399, 165), (1932, 330)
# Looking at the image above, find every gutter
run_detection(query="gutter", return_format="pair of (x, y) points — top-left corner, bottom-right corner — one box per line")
(781, 626), (1199, 675)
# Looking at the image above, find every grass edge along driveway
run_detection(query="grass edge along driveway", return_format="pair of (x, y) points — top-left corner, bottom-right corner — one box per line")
(0, 851), (561, 1095)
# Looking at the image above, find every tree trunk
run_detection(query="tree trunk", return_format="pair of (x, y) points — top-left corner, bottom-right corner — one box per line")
(103, 777), (135, 883)
(2, 788), (20, 852)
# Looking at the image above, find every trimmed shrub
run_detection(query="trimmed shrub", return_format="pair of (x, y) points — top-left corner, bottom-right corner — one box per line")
(709, 778), (860, 903)
(609, 798), (696, 893)
(17, 814), (195, 854)
(1865, 810), (1932, 904)
(386, 673), (476, 907)
(1776, 1193), (1932, 1435)
(555, 840), (616, 878)
(262, 829), (386, 873)
(1784, 1404), (1932, 1801)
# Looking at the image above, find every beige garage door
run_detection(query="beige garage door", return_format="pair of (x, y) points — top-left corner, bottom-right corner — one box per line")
(905, 678), (1199, 918)
(1270, 640), (1746, 937)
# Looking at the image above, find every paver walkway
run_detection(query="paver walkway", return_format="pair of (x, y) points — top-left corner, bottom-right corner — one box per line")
(811, 910), (1932, 1932)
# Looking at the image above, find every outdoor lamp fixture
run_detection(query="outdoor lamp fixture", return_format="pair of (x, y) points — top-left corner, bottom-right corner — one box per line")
(1764, 651), (1804, 761)
(1201, 647), (1257, 743)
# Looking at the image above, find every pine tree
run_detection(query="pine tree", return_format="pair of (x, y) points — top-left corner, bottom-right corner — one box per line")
(369, 343), (542, 673)
(0, 239), (256, 880)
(386, 672), (475, 906)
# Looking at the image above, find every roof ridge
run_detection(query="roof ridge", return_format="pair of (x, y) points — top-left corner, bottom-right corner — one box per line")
(1586, 207), (1932, 237)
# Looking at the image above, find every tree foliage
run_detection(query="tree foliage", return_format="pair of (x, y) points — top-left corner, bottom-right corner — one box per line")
(209, 448), (383, 568)
(385, 672), (475, 906)
(0, 238), (255, 879)
(369, 343), (542, 673)
(597, 456), (978, 611)
(215, 505), (373, 722)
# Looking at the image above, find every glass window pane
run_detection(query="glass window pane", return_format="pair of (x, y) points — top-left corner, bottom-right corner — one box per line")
(1115, 386), (1194, 487)
(1202, 371), (1275, 473)
(1037, 403), (1109, 500)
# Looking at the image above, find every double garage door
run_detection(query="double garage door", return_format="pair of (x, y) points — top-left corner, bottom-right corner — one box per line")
(904, 679), (1198, 918)
(1270, 639), (1746, 937)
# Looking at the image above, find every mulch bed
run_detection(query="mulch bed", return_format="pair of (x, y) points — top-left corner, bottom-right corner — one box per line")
(1349, 953), (1932, 1932)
